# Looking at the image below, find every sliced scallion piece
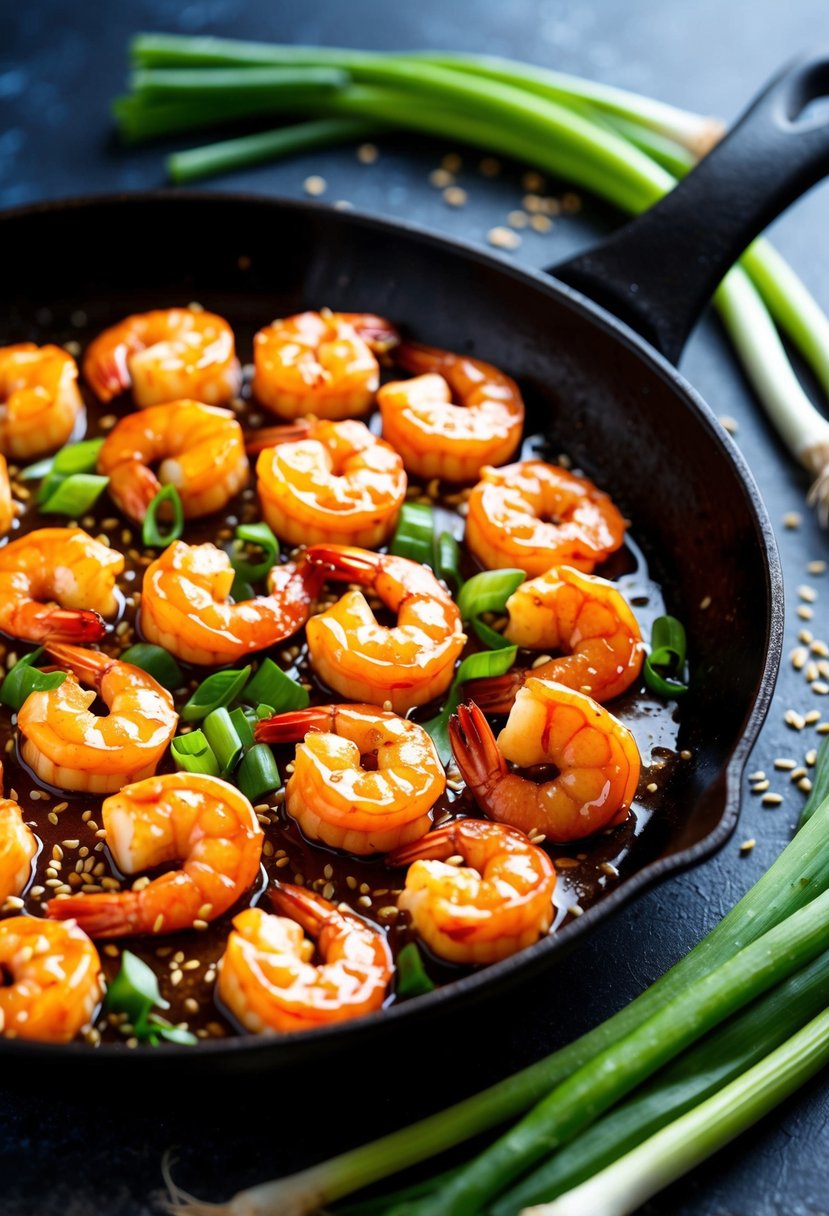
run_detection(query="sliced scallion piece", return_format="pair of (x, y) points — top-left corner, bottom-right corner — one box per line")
(180, 665), (251, 722)
(119, 643), (184, 692)
(142, 483), (185, 548)
(104, 950), (197, 1046)
(229, 520), (279, 588)
(423, 645), (518, 765)
(170, 730), (220, 776)
(643, 614), (689, 697)
(202, 707), (245, 776)
(38, 473), (109, 516)
(0, 649), (67, 711)
(389, 502), (435, 565)
(243, 657), (309, 713)
(396, 942), (436, 998)
(456, 568), (524, 650)
(434, 530), (464, 592)
(229, 705), (255, 749)
(237, 742), (281, 802)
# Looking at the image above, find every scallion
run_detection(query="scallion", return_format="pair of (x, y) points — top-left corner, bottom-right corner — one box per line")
(142, 483), (185, 548)
(104, 949), (197, 1047)
(170, 730), (220, 776)
(643, 615), (689, 697)
(0, 649), (67, 711)
(229, 705), (255, 749)
(389, 501), (435, 565)
(799, 736), (829, 828)
(237, 742), (281, 802)
(423, 646), (517, 765)
(229, 521), (279, 583)
(180, 666), (251, 722)
(396, 942), (436, 999)
(434, 530), (463, 592)
(202, 707), (245, 777)
(119, 643), (184, 692)
(38, 472), (109, 516)
(243, 657), (309, 713)
(457, 568), (524, 650)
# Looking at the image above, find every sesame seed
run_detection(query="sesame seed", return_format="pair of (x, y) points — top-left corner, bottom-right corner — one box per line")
(47, 812), (58, 826)
(428, 168), (454, 188)
(646, 782), (659, 793)
(357, 895), (372, 908)
(2, 896), (24, 911)
(193, 919), (209, 931)
(799, 777), (813, 793)
(170, 969), (183, 986)
(275, 856), (290, 868)
(748, 770), (766, 781)
(680, 749), (693, 761)
(784, 512), (802, 529)
(813, 682), (829, 695)
(751, 779), (770, 793)
(807, 560), (827, 575)
(479, 156), (501, 176)
(791, 647), (808, 670)
(554, 857), (579, 869)
(507, 210), (529, 229)
(785, 709), (806, 730)
(800, 629), (815, 644)
(804, 709), (822, 724)
(521, 170), (545, 192)
(487, 226), (522, 251)
(799, 585), (818, 602)
(719, 415), (739, 435)
(322, 882), (335, 901)
(699, 595), (712, 610)
(806, 749), (818, 766)
(739, 839), (756, 853)
(569, 903), (584, 917)
(443, 186), (468, 207)
(762, 793), (784, 806)
(774, 757), (797, 770)
(790, 767), (808, 782)
(152, 914), (164, 933)
(303, 175), (327, 196)
(356, 142), (379, 164)
(798, 606), (814, 621)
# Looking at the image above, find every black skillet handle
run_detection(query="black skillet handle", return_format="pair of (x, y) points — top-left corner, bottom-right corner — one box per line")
(551, 51), (829, 365)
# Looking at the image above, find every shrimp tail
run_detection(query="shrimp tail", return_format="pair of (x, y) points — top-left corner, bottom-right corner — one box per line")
(255, 706), (333, 744)
(84, 346), (130, 403)
(269, 881), (329, 934)
(46, 892), (142, 938)
(387, 823), (456, 866)
(340, 314), (401, 354)
(394, 341), (447, 375)
(449, 700), (509, 802)
(245, 420), (313, 455)
(462, 669), (525, 714)
(43, 642), (111, 685)
(304, 543), (377, 583)
(16, 606), (107, 645)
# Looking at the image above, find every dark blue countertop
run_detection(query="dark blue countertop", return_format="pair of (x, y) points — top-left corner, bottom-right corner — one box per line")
(2, 2), (829, 1214)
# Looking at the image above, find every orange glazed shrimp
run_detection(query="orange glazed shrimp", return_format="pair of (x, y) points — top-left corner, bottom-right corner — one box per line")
(0, 527), (123, 645)
(450, 686), (640, 843)
(217, 884), (393, 1033)
(304, 544), (466, 714)
(250, 417), (407, 548)
(466, 566), (644, 713)
(17, 643), (178, 795)
(466, 460), (626, 577)
(0, 343), (83, 460)
(256, 704), (445, 854)
(388, 819), (555, 965)
(0, 917), (103, 1042)
(140, 541), (322, 666)
(377, 342), (524, 481)
(47, 773), (263, 937)
(82, 307), (241, 407)
(252, 309), (398, 420)
(97, 399), (248, 522)
(0, 454), (14, 537)
(0, 762), (38, 904)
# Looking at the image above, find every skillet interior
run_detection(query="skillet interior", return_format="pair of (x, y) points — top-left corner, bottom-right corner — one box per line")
(0, 193), (782, 1071)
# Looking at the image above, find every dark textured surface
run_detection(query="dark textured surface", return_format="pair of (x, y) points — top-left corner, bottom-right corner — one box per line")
(2, 3), (829, 1215)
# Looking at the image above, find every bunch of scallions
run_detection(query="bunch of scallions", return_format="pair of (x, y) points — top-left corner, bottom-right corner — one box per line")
(117, 34), (829, 519)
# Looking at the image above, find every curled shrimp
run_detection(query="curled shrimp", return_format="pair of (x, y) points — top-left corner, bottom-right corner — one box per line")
(217, 883), (393, 1033)
(0, 761), (38, 905)
(0, 343), (83, 460)
(466, 460), (626, 577)
(388, 819), (555, 965)
(252, 310), (399, 420)
(97, 399), (248, 522)
(0, 917), (103, 1043)
(450, 686), (640, 843)
(82, 307), (241, 407)
(377, 342), (524, 481)
(140, 540), (322, 666)
(47, 773), (263, 938)
(0, 454), (14, 537)
(304, 544), (466, 714)
(465, 566), (644, 713)
(17, 643), (178, 795)
(256, 704), (445, 854)
(250, 417), (407, 548)
(0, 527), (123, 645)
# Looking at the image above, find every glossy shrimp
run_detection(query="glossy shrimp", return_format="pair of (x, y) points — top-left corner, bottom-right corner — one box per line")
(97, 399), (248, 522)
(252, 309), (399, 420)
(0, 761), (38, 905)
(82, 307), (241, 407)
(0, 454), (14, 537)
(377, 342), (524, 481)
(0, 527), (123, 645)
(47, 773), (263, 937)
(466, 459), (627, 577)
(217, 883), (393, 1033)
(304, 544), (466, 714)
(250, 417), (407, 548)
(449, 686), (640, 843)
(466, 566), (644, 713)
(0, 917), (103, 1043)
(256, 704), (445, 854)
(140, 540), (323, 665)
(17, 643), (178, 794)
(0, 343), (83, 460)
(388, 819), (556, 965)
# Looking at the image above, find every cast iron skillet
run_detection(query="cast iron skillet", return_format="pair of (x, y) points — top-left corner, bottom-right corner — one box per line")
(3, 53), (829, 1071)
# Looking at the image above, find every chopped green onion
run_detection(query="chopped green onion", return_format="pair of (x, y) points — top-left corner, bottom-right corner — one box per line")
(18, 456), (54, 481)
(170, 730), (220, 776)
(104, 950), (196, 1046)
(119, 643), (184, 692)
(142, 483), (185, 548)
(38, 473), (109, 516)
(434, 530), (463, 592)
(643, 614), (689, 697)
(243, 657), (309, 713)
(396, 942), (436, 998)
(180, 665), (251, 722)
(237, 742), (281, 802)
(423, 645), (517, 765)
(456, 568), (524, 650)
(25, 437), (106, 491)
(229, 705), (255, 749)
(0, 649), (67, 711)
(229, 521), (279, 587)
(389, 502), (435, 565)
(202, 707), (244, 776)
(255, 703), (276, 719)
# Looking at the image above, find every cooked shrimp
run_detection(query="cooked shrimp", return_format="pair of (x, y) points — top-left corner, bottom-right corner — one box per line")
(0, 916), (103, 1042)
(0, 343), (83, 460)
(0, 454), (14, 537)
(466, 566), (644, 713)
(97, 399), (248, 522)
(82, 307), (241, 407)
(18, 643), (178, 795)
(250, 417), (407, 548)
(388, 819), (555, 965)
(466, 459), (626, 576)
(377, 342), (524, 481)
(217, 884), (393, 1033)
(47, 773), (262, 937)
(449, 686), (640, 843)
(252, 310), (399, 420)
(0, 762), (38, 905)
(304, 544), (466, 714)
(256, 704), (445, 854)
(0, 527), (123, 645)
(140, 540), (322, 666)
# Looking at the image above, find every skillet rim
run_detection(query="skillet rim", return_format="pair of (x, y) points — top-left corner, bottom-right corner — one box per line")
(0, 190), (784, 1064)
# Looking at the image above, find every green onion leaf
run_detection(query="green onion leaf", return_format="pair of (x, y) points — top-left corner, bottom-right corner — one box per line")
(229, 521), (280, 588)
(142, 483), (185, 548)
(25, 437), (106, 490)
(456, 568), (524, 651)
(471, 618), (515, 650)
(237, 742), (281, 802)
(38, 473), (109, 516)
(390, 502), (435, 565)
(396, 942), (436, 998)
(202, 707), (244, 776)
(799, 736), (829, 828)
(18, 456), (54, 482)
(434, 530), (463, 592)
(0, 649), (67, 711)
(423, 645), (518, 765)
(229, 705), (255, 749)
(119, 643), (184, 692)
(170, 730), (220, 776)
(643, 614), (689, 697)
(144, 1014), (198, 1046)
(255, 703), (276, 718)
(243, 657), (309, 713)
(180, 665), (251, 721)
(104, 948), (169, 1024)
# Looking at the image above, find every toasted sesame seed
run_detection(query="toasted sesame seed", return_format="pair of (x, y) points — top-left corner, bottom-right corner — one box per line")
(569, 903), (584, 917)
(783, 512), (802, 529)
(739, 839), (756, 853)
(303, 175), (327, 196)
(322, 881), (335, 901)
(357, 895), (372, 908)
(555, 857), (579, 869)
(804, 709), (822, 724)
(646, 782), (659, 793)
(748, 770), (766, 781)
(807, 560), (827, 575)
(47, 812), (58, 826)
(53, 802), (68, 814)
(170, 969), (183, 986)
(785, 709), (806, 730)
(799, 777), (813, 793)
(377, 905), (398, 920)
(479, 156), (501, 176)
(275, 856), (290, 868)
(815, 722), (828, 734)
(530, 214), (553, 233)
(2, 896), (24, 911)
(799, 585), (818, 603)
(442, 152), (462, 173)
(719, 415), (739, 434)
(790, 767), (808, 782)
(507, 209), (529, 228)
(762, 793), (784, 806)
(805, 661), (820, 682)
(751, 779), (770, 793)
(813, 682), (829, 695)
(791, 646), (808, 670)
(805, 749), (818, 766)
(443, 185), (468, 207)
(699, 595), (712, 610)
(798, 606), (815, 621)
(193, 919), (209, 931)
(800, 629), (815, 644)
(346, 875), (357, 890)
(357, 142), (379, 164)
(487, 226), (522, 251)
(774, 757), (797, 770)
(152, 914), (164, 933)
(428, 168), (454, 188)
